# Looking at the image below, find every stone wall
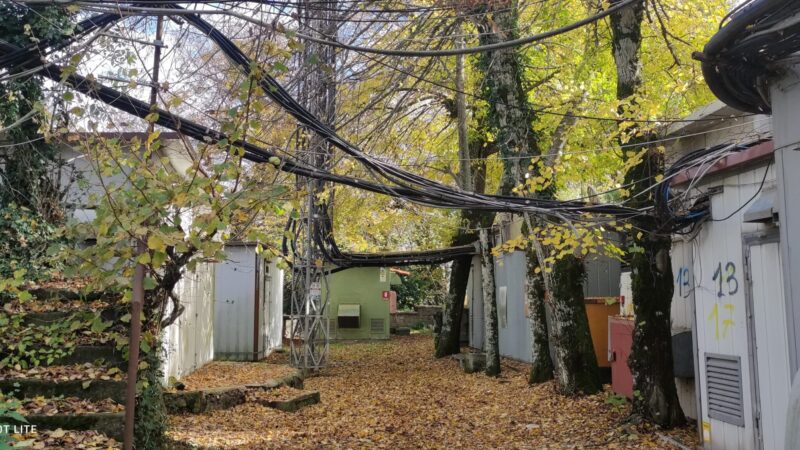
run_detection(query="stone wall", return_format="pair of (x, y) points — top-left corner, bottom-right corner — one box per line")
(390, 305), (442, 329)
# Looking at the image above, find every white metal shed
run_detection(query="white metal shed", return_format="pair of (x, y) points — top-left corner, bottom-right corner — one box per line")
(664, 101), (792, 449)
(214, 242), (284, 361)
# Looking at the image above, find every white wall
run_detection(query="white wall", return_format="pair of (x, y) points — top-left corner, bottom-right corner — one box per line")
(689, 162), (781, 450)
(265, 258), (284, 352)
(161, 261), (215, 384)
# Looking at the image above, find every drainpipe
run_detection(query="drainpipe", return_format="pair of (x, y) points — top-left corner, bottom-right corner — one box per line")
(253, 251), (261, 361)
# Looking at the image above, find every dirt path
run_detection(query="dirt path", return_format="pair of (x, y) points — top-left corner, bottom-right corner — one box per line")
(169, 334), (698, 449)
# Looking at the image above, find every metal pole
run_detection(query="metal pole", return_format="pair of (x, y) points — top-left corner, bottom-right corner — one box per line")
(123, 15), (164, 450)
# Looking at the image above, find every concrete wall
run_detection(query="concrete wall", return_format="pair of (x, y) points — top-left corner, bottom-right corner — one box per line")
(326, 267), (391, 340)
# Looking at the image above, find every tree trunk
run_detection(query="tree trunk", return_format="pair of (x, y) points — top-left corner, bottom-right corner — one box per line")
(434, 111), (495, 358)
(630, 231), (684, 425)
(436, 255), (471, 357)
(610, 0), (685, 427)
(526, 248), (554, 383)
(548, 256), (601, 394)
(479, 229), (500, 376)
(474, 1), (599, 393)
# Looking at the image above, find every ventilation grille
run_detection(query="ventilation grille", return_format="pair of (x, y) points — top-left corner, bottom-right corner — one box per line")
(370, 318), (385, 334)
(705, 353), (745, 426)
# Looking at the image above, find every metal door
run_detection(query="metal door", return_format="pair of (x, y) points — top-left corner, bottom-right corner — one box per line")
(743, 231), (791, 450)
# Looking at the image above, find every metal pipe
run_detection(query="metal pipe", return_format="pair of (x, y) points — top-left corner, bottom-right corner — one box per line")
(253, 251), (261, 361)
(123, 15), (164, 450)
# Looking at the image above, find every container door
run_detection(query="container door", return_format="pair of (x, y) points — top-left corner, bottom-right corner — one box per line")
(744, 235), (791, 450)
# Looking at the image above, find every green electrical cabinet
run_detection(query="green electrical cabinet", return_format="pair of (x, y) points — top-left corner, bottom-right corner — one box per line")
(325, 267), (396, 340)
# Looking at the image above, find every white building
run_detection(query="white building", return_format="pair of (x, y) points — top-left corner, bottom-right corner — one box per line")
(665, 101), (789, 449)
(58, 132), (283, 382)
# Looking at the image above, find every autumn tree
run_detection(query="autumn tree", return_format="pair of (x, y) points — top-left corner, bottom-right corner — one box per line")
(609, 0), (683, 426)
(471, 0), (601, 391)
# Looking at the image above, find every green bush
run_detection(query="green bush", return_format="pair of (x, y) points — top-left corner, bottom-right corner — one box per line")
(394, 266), (447, 310)
(0, 204), (63, 279)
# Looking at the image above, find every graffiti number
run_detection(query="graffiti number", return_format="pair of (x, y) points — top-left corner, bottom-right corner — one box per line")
(712, 261), (739, 297)
(676, 267), (691, 298)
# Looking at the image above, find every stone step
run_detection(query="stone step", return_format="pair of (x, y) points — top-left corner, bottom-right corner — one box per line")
(24, 412), (124, 441)
(46, 345), (126, 368)
(255, 391), (320, 413)
(454, 352), (486, 374)
(21, 308), (125, 326)
(0, 378), (126, 403)
(164, 370), (303, 414)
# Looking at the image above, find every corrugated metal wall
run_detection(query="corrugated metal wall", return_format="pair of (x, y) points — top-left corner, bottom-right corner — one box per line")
(162, 262), (215, 383)
(214, 245), (284, 360)
(494, 251), (533, 362)
(214, 245), (257, 360)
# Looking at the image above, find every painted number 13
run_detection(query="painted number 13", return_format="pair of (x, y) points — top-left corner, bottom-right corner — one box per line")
(712, 262), (738, 297)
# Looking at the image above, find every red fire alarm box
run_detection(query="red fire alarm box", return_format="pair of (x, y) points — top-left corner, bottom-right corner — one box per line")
(381, 290), (390, 300)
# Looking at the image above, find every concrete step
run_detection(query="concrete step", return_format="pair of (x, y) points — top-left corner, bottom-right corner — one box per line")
(255, 391), (320, 413)
(46, 345), (126, 368)
(164, 370), (303, 414)
(0, 378), (126, 403)
(24, 412), (124, 441)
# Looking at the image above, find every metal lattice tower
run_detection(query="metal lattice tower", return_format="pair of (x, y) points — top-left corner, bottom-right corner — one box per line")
(289, 0), (337, 371)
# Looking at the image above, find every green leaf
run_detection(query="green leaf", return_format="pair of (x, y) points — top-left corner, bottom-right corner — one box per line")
(90, 317), (111, 333)
(147, 234), (165, 252)
(82, 380), (92, 389)
(5, 411), (27, 424)
(143, 276), (157, 291)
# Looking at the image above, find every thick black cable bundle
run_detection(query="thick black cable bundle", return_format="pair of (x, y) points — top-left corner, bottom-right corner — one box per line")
(0, 5), (712, 268)
(700, 0), (800, 113)
(0, 7), (644, 220)
(177, 7), (642, 221)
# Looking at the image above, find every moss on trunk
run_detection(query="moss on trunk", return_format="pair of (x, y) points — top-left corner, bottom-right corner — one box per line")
(526, 249), (554, 384)
(479, 229), (501, 377)
(436, 254), (471, 358)
(610, 0), (686, 427)
(549, 256), (601, 395)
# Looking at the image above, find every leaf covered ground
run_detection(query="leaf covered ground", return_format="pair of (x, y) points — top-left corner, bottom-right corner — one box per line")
(169, 335), (699, 449)
(8, 428), (120, 449)
(0, 363), (122, 381)
(172, 361), (296, 391)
